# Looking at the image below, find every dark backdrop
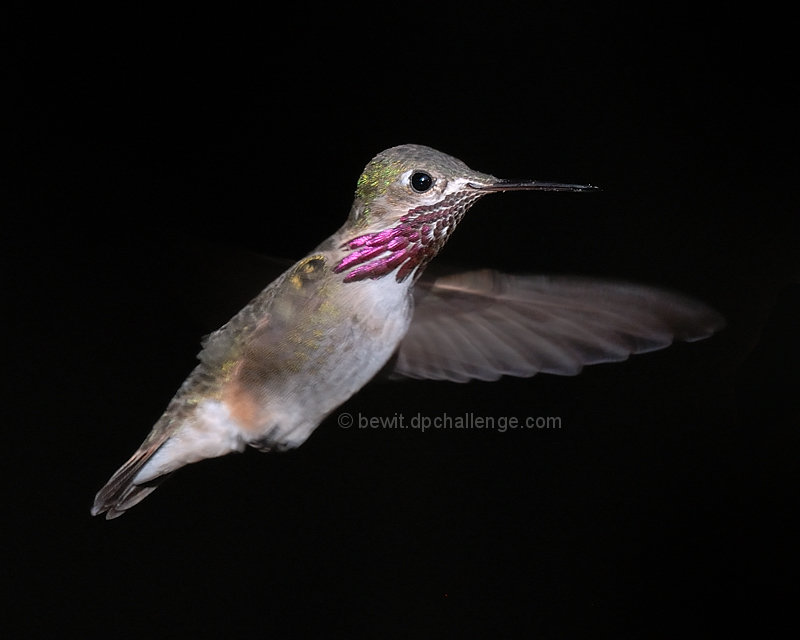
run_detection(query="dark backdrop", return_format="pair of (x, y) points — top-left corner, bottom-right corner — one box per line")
(9, 5), (798, 637)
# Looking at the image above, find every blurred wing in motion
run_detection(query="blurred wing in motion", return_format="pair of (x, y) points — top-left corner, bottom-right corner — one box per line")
(392, 270), (725, 382)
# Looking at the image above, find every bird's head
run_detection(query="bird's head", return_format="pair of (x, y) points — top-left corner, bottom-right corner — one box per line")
(335, 144), (595, 283)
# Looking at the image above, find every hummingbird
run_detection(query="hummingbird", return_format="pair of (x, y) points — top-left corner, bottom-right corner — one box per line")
(91, 144), (724, 518)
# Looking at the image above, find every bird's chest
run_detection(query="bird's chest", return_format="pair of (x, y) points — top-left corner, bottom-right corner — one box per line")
(283, 274), (413, 394)
(334, 275), (414, 359)
(216, 258), (413, 434)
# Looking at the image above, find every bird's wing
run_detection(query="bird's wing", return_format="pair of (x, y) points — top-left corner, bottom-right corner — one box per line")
(391, 269), (725, 382)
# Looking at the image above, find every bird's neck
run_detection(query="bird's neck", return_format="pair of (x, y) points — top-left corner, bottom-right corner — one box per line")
(333, 192), (484, 283)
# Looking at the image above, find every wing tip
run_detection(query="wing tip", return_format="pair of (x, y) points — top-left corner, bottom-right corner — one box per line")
(676, 304), (727, 343)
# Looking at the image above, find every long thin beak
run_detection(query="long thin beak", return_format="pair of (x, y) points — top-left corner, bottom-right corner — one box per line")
(469, 179), (598, 192)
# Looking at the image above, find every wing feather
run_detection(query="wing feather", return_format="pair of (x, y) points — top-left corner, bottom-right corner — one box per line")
(392, 270), (724, 382)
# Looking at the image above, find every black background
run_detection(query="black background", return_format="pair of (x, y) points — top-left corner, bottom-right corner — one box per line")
(9, 4), (799, 637)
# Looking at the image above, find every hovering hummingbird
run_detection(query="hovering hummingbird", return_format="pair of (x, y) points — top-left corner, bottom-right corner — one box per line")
(91, 144), (724, 518)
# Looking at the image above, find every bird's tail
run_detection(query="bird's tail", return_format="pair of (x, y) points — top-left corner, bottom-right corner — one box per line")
(91, 397), (251, 519)
(91, 436), (173, 519)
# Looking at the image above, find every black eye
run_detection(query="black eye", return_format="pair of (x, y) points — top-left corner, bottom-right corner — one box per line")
(410, 171), (434, 193)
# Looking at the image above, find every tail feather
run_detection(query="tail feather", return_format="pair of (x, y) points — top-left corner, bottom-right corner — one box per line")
(91, 399), (252, 518)
(91, 438), (170, 519)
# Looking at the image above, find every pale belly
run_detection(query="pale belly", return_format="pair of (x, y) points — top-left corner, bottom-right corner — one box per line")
(262, 277), (413, 447)
(213, 267), (415, 450)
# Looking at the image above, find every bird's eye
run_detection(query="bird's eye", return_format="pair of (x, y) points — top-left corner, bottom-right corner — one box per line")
(410, 171), (434, 193)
